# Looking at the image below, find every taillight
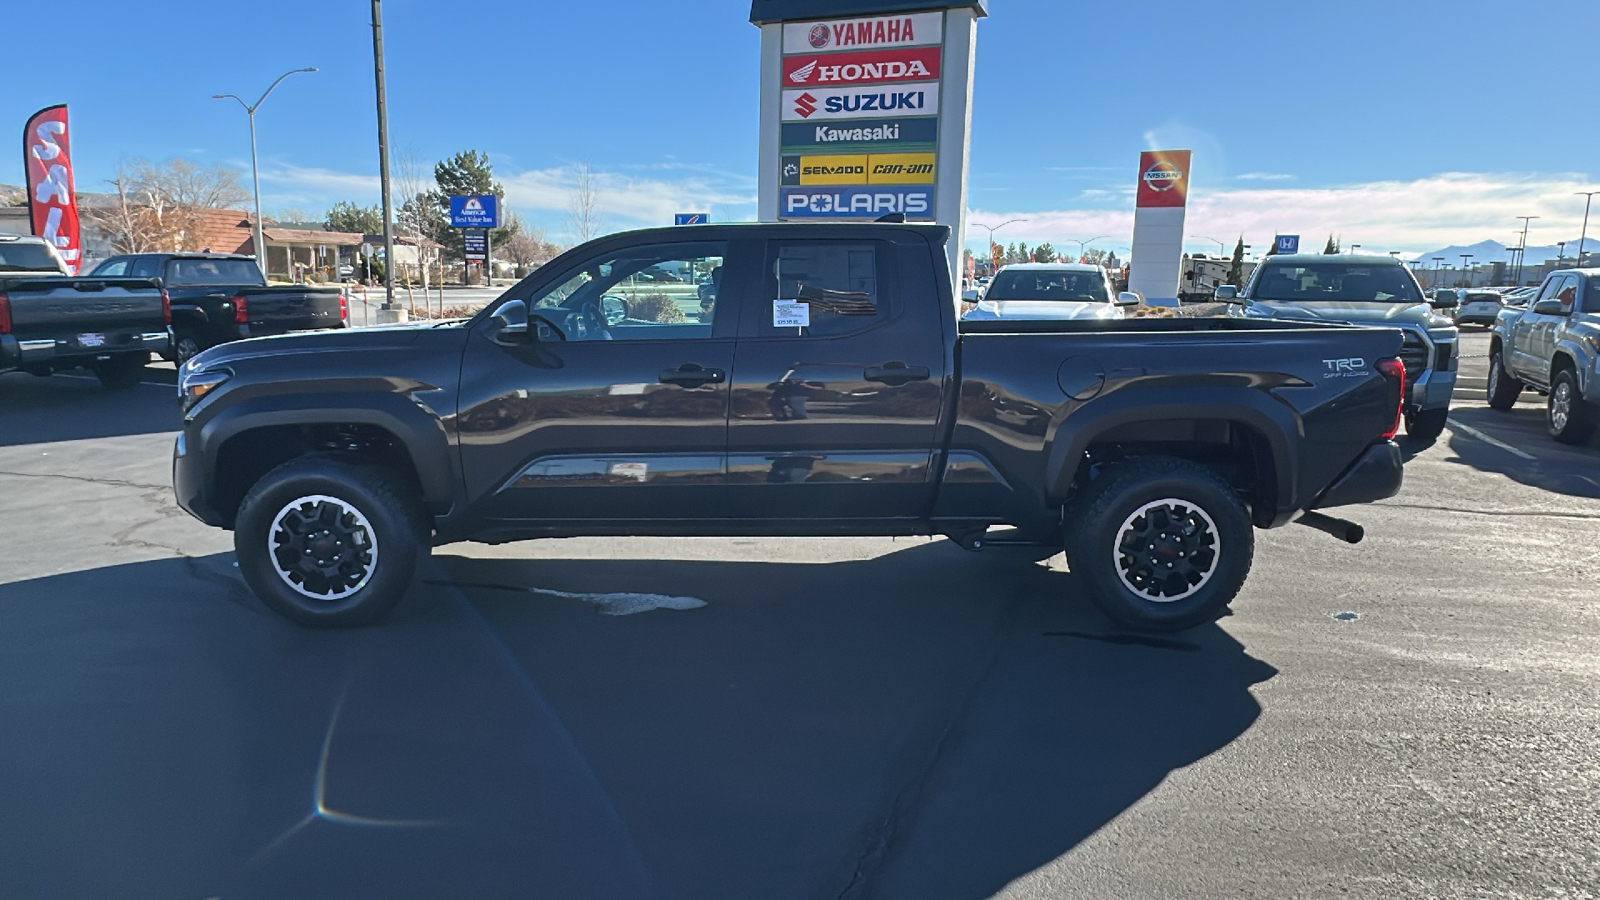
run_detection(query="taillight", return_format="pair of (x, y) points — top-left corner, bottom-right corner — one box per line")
(338, 291), (348, 321)
(0, 292), (10, 334)
(1377, 358), (1405, 440)
(232, 294), (248, 324)
(160, 288), (172, 325)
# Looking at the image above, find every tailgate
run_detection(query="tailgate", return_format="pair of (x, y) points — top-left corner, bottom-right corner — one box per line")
(240, 286), (345, 334)
(4, 277), (167, 348)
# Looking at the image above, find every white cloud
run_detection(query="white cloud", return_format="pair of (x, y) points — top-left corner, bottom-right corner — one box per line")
(968, 171), (1600, 257)
(1236, 173), (1294, 181)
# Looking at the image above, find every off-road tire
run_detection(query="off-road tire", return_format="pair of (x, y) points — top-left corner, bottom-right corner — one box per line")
(1405, 407), (1449, 443)
(234, 456), (429, 628)
(1065, 457), (1254, 632)
(93, 354), (148, 390)
(174, 332), (203, 364)
(1486, 349), (1522, 410)
(1548, 369), (1595, 445)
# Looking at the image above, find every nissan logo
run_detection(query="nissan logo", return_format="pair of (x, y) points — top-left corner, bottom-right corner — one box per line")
(1143, 162), (1183, 190)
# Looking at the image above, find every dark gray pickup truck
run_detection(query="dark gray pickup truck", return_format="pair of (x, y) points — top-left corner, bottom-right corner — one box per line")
(89, 252), (346, 362)
(1, 233), (169, 388)
(174, 223), (1408, 631)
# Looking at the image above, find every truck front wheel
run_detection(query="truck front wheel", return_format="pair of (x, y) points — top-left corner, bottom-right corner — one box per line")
(1065, 458), (1254, 632)
(234, 457), (429, 627)
(1405, 407), (1449, 443)
(1548, 369), (1595, 445)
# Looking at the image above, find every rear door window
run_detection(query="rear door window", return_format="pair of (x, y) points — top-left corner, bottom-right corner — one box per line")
(757, 241), (891, 338)
(92, 258), (130, 277)
(129, 256), (162, 279)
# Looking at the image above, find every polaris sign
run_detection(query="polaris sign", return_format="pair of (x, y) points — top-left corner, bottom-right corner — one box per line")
(780, 186), (933, 219)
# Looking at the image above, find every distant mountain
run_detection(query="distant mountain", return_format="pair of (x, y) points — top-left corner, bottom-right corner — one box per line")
(1410, 238), (1599, 265)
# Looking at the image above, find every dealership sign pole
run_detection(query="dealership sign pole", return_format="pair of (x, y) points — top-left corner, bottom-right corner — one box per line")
(1127, 149), (1193, 306)
(752, 0), (986, 281)
(22, 105), (82, 275)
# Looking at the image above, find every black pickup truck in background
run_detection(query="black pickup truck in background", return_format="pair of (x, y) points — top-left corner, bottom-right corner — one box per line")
(1, 233), (170, 388)
(89, 253), (346, 362)
(173, 222), (1408, 631)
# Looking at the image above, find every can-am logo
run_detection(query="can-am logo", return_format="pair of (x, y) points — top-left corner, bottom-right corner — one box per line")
(794, 92), (818, 118)
(1143, 161), (1183, 191)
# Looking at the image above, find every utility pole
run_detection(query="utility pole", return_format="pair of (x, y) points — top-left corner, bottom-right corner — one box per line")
(1513, 215), (1539, 286)
(371, 0), (397, 313)
(1576, 192), (1599, 267)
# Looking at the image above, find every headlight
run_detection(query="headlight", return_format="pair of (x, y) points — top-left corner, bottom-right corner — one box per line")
(179, 369), (230, 412)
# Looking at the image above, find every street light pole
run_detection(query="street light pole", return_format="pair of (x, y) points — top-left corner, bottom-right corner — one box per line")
(371, 0), (397, 311)
(1432, 257), (1444, 289)
(971, 218), (1026, 268)
(1195, 235), (1227, 257)
(1459, 254), (1473, 287)
(1064, 235), (1109, 261)
(1513, 215), (1539, 286)
(213, 67), (317, 279)
(1576, 192), (1599, 267)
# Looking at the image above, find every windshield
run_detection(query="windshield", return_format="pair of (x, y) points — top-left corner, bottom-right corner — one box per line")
(1251, 262), (1422, 303)
(168, 258), (263, 285)
(985, 269), (1108, 302)
(0, 241), (66, 274)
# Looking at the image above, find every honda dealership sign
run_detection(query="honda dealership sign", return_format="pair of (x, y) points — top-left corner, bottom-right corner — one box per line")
(1128, 149), (1193, 306)
(754, 0), (986, 279)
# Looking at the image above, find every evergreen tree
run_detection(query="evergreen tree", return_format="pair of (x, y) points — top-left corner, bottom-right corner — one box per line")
(1227, 237), (1245, 287)
(324, 201), (384, 235)
(1031, 242), (1057, 263)
(423, 150), (519, 266)
(1323, 234), (1339, 254)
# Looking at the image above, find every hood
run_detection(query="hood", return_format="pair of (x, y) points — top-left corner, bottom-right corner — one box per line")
(189, 321), (450, 369)
(963, 300), (1121, 321)
(1246, 300), (1452, 329)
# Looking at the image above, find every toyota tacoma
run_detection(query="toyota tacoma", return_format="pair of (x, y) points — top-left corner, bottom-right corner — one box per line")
(174, 223), (1409, 631)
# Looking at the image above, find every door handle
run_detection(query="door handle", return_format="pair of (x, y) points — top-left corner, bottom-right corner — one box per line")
(659, 364), (726, 387)
(864, 363), (931, 386)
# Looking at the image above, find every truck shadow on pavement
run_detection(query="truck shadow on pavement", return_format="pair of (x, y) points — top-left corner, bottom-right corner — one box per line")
(1441, 406), (1600, 500)
(0, 540), (1275, 900)
(0, 371), (178, 447)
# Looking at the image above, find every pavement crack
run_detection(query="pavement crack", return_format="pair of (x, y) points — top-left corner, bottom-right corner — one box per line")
(1377, 501), (1600, 521)
(0, 469), (167, 491)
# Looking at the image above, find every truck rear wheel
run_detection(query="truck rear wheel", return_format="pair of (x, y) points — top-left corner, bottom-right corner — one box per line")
(1065, 457), (1253, 632)
(234, 457), (429, 628)
(1486, 350), (1522, 410)
(1405, 407), (1449, 443)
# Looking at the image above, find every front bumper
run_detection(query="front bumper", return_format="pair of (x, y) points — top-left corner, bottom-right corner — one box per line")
(1312, 441), (1405, 510)
(172, 431), (226, 527)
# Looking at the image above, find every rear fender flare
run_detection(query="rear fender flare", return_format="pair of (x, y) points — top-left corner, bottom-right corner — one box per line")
(1044, 386), (1301, 519)
(197, 391), (457, 514)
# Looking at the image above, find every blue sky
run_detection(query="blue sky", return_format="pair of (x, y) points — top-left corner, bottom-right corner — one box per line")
(6, 0), (1596, 257)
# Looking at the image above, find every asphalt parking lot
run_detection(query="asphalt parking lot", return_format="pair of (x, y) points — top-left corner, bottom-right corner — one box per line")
(1, 329), (1596, 899)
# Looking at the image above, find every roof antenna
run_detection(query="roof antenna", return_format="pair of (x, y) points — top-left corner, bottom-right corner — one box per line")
(875, 212), (906, 223)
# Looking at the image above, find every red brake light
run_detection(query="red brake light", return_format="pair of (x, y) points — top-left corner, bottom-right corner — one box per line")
(338, 291), (348, 321)
(1377, 358), (1405, 440)
(0, 292), (10, 334)
(232, 294), (248, 324)
(160, 288), (172, 325)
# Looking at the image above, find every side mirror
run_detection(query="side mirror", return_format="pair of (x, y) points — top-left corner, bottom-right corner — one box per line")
(1532, 299), (1569, 316)
(1214, 285), (1239, 302)
(1116, 291), (1142, 307)
(492, 299), (530, 341)
(962, 289), (980, 303)
(602, 295), (628, 326)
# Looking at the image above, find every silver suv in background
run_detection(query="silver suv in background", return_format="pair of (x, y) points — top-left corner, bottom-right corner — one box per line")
(1487, 268), (1600, 443)
(1217, 253), (1460, 441)
(1452, 290), (1506, 327)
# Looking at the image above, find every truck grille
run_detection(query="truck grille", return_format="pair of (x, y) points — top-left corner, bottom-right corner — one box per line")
(1399, 334), (1430, 382)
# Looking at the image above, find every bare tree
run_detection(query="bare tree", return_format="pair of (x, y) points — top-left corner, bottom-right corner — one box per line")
(566, 162), (602, 243)
(128, 158), (248, 211)
(393, 147), (440, 311)
(499, 220), (561, 275)
(87, 158), (250, 253)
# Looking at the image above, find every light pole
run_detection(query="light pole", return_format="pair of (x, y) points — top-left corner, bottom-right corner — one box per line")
(1576, 192), (1599, 267)
(1459, 253), (1473, 287)
(1195, 235), (1227, 257)
(1556, 241), (1567, 265)
(1432, 257), (1444, 289)
(1350, 243), (1362, 255)
(213, 67), (318, 278)
(1513, 215), (1539, 285)
(1064, 235), (1108, 261)
(971, 218), (1026, 269)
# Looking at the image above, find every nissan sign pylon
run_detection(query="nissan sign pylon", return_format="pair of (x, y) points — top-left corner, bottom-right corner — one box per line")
(1128, 149), (1193, 307)
(752, 0), (987, 283)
